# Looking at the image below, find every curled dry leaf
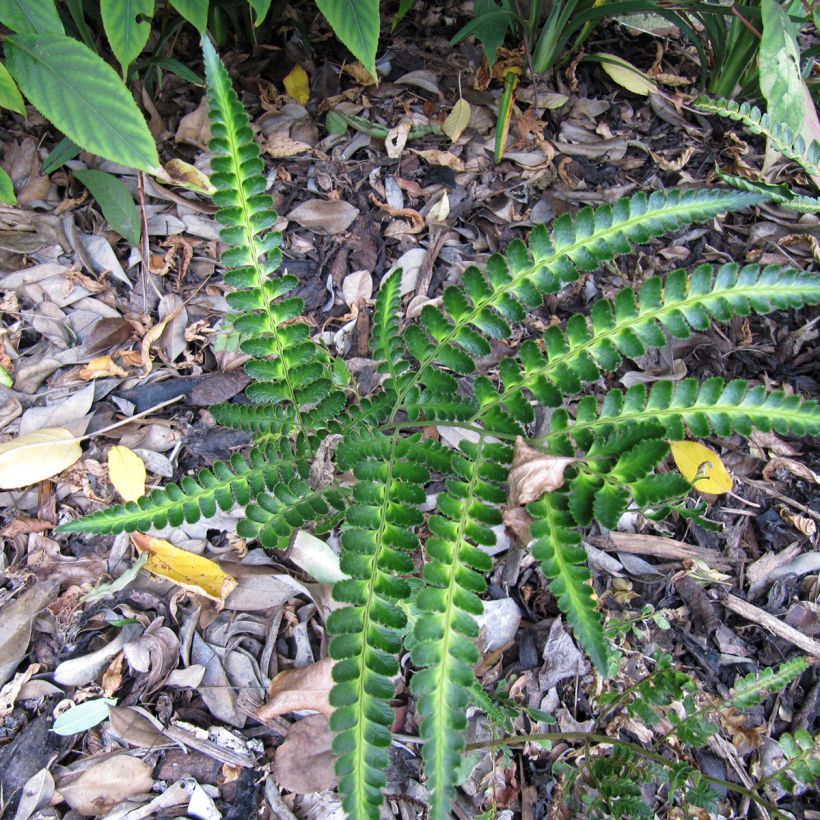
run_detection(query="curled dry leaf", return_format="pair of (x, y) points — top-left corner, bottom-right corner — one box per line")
(508, 436), (576, 506)
(58, 755), (153, 816)
(763, 456), (820, 484)
(258, 657), (334, 721)
(131, 533), (238, 604)
(273, 713), (337, 795)
(0, 427), (82, 489)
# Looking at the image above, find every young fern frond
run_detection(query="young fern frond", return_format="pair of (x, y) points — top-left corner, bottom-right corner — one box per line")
(528, 490), (610, 672)
(202, 36), (337, 437)
(58, 443), (306, 534)
(729, 657), (809, 710)
(694, 96), (820, 179)
(409, 436), (507, 819)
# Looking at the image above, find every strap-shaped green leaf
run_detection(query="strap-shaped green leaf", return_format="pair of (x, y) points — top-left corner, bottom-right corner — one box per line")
(57, 444), (303, 534)
(101, 0), (154, 76)
(0, 0), (64, 34)
(5, 34), (160, 172)
(74, 169), (142, 247)
(528, 491), (609, 672)
(316, 0), (380, 79)
(410, 436), (507, 819)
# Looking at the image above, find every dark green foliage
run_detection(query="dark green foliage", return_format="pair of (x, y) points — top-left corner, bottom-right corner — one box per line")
(57, 38), (820, 820)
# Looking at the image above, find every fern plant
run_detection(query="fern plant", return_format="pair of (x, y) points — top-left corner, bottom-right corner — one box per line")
(58, 38), (820, 820)
(695, 96), (820, 212)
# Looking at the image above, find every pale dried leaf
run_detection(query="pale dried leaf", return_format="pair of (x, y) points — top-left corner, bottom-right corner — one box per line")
(287, 199), (359, 234)
(259, 657), (334, 720)
(508, 437), (576, 505)
(0, 582), (57, 687)
(266, 135), (312, 158)
(412, 148), (465, 171)
(12, 768), (54, 820)
(341, 270), (373, 306)
(273, 714), (337, 794)
(58, 755), (153, 815)
(442, 98), (471, 142)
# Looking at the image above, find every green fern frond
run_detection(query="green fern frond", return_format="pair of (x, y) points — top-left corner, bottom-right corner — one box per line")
(768, 729), (820, 792)
(202, 36), (336, 434)
(373, 270), (411, 389)
(528, 491), (609, 673)
(410, 436), (508, 818)
(389, 188), (766, 417)
(57, 443), (305, 534)
(328, 431), (452, 819)
(694, 96), (820, 179)
(730, 657), (809, 710)
(544, 376), (820, 453)
(476, 263), (820, 431)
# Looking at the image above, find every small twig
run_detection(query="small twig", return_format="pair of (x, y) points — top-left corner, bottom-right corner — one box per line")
(137, 171), (151, 312)
(737, 475), (820, 522)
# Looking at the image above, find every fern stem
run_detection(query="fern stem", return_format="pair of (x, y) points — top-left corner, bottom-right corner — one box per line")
(465, 732), (785, 817)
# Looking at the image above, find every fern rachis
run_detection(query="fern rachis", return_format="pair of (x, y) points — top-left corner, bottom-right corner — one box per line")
(55, 38), (820, 820)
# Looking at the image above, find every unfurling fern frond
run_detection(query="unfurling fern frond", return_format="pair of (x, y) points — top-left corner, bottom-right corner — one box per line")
(202, 36), (336, 436)
(410, 436), (508, 819)
(694, 96), (820, 179)
(328, 431), (451, 820)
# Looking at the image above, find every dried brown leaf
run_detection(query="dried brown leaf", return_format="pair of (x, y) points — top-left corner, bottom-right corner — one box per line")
(273, 714), (337, 794)
(58, 755), (153, 815)
(258, 657), (334, 721)
(508, 437), (575, 506)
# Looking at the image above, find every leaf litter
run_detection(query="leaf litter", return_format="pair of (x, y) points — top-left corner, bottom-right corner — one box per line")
(0, 5), (818, 818)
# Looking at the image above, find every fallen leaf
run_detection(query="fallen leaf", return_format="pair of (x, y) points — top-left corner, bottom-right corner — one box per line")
(12, 767), (54, 820)
(0, 428), (82, 490)
(161, 158), (216, 195)
(283, 64), (310, 104)
(594, 53), (658, 96)
(131, 534), (238, 604)
(428, 191), (450, 223)
(58, 755), (153, 815)
(287, 199), (359, 234)
(442, 98), (471, 142)
(670, 440), (733, 495)
(341, 270), (373, 306)
(265, 134), (312, 157)
(108, 445), (146, 502)
(508, 437), (576, 505)
(258, 657), (334, 720)
(273, 714), (337, 794)
(341, 61), (377, 85)
(79, 355), (128, 380)
(53, 698), (117, 736)
(412, 148), (465, 171)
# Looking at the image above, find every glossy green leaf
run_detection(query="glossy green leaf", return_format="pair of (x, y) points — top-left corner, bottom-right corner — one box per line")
(0, 168), (16, 205)
(170, 0), (209, 32)
(0, 63), (26, 115)
(101, 0), (154, 76)
(5, 34), (160, 172)
(0, 0), (64, 34)
(315, 0), (380, 79)
(74, 169), (141, 248)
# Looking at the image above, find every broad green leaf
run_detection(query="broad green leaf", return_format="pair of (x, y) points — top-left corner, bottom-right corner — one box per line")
(0, 0), (64, 34)
(5, 34), (161, 173)
(759, 0), (804, 136)
(169, 0), (209, 32)
(53, 698), (117, 735)
(315, 0), (380, 80)
(249, 0), (273, 26)
(42, 137), (81, 175)
(101, 0), (155, 76)
(451, 0), (514, 68)
(0, 167), (16, 204)
(670, 440), (733, 495)
(74, 169), (142, 247)
(0, 63), (26, 115)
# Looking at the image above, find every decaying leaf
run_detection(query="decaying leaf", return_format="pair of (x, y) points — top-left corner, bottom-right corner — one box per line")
(131, 533), (238, 603)
(595, 53), (658, 96)
(258, 657), (334, 721)
(442, 98), (471, 142)
(273, 713), (337, 794)
(412, 148), (465, 171)
(79, 355), (128, 380)
(283, 64), (310, 104)
(108, 445), (146, 502)
(58, 755), (153, 815)
(266, 134), (312, 158)
(508, 436), (576, 506)
(287, 199), (359, 234)
(0, 582), (58, 687)
(162, 158), (216, 195)
(670, 440), (733, 495)
(0, 427), (82, 489)
(341, 270), (373, 306)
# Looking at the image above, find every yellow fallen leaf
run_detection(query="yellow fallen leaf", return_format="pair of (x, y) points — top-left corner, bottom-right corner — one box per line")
(0, 427), (82, 489)
(411, 148), (465, 171)
(442, 98), (471, 142)
(283, 64), (310, 104)
(79, 355), (128, 380)
(131, 533), (238, 604)
(594, 53), (657, 96)
(108, 445), (146, 502)
(341, 61), (377, 86)
(670, 440), (733, 495)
